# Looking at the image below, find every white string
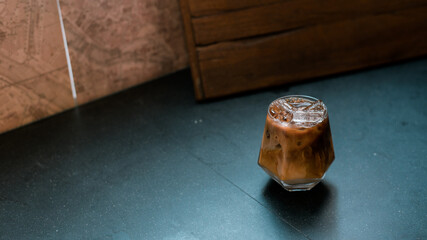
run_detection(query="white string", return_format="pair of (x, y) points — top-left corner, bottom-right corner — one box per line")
(56, 0), (78, 105)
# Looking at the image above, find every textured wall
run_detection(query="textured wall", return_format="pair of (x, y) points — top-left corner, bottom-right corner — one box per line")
(0, 0), (188, 134)
(59, 0), (188, 104)
(0, 0), (74, 134)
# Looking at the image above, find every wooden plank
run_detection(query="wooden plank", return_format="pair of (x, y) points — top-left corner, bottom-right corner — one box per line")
(0, 0), (74, 134)
(187, 0), (280, 17)
(179, 0), (204, 100)
(196, 7), (427, 99)
(192, 0), (427, 45)
(59, 0), (188, 104)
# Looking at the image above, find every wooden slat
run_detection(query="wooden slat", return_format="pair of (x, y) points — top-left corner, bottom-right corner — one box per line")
(179, 0), (204, 100)
(196, 7), (427, 99)
(187, 0), (280, 17)
(192, 0), (427, 45)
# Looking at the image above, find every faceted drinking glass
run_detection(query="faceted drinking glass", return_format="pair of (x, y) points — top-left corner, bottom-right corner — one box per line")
(258, 95), (335, 191)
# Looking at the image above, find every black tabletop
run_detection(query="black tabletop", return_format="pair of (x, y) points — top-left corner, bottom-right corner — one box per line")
(1, 58), (426, 240)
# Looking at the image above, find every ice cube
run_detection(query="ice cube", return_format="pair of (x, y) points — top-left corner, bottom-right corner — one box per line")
(303, 100), (324, 112)
(292, 110), (324, 123)
(281, 111), (293, 122)
(277, 99), (294, 112)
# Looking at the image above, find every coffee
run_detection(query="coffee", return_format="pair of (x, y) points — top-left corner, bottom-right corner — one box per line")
(258, 95), (335, 191)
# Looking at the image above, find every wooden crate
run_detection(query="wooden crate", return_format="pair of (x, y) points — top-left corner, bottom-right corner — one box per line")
(179, 0), (427, 100)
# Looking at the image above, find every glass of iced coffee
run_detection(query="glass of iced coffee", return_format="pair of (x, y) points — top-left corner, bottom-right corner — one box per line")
(258, 95), (335, 191)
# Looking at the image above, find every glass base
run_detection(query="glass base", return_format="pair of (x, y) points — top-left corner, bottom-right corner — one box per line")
(261, 167), (323, 192)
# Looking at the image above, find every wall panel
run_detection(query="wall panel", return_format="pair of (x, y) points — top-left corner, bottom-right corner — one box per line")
(0, 0), (74, 133)
(59, 0), (188, 104)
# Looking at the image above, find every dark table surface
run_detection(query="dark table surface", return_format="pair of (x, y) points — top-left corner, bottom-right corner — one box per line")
(1, 58), (426, 240)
